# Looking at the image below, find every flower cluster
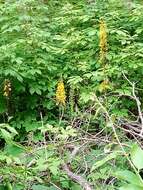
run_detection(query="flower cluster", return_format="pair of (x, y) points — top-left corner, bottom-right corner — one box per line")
(3, 79), (11, 97)
(56, 80), (66, 106)
(99, 18), (107, 62)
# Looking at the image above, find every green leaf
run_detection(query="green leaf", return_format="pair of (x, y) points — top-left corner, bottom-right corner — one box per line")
(0, 128), (12, 140)
(36, 89), (42, 95)
(49, 165), (59, 175)
(91, 152), (118, 171)
(119, 184), (143, 190)
(32, 185), (49, 190)
(71, 183), (82, 190)
(16, 75), (23, 83)
(115, 170), (143, 187)
(5, 125), (18, 135)
(0, 185), (6, 190)
(80, 92), (93, 103)
(0, 123), (8, 128)
(4, 144), (25, 156)
(48, 187), (58, 190)
(13, 184), (24, 190)
(130, 144), (143, 170)
(68, 76), (83, 85)
(6, 182), (12, 190)
(29, 88), (35, 95)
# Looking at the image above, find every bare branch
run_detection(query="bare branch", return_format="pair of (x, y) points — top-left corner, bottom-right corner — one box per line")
(62, 144), (93, 190)
(123, 72), (143, 135)
(62, 163), (92, 190)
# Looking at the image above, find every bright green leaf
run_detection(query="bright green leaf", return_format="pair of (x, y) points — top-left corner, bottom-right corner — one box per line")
(115, 170), (143, 187)
(130, 144), (143, 170)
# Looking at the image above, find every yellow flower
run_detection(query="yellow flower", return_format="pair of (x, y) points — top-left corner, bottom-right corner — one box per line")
(56, 80), (66, 106)
(3, 79), (11, 97)
(99, 18), (107, 62)
(99, 79), (110, 92)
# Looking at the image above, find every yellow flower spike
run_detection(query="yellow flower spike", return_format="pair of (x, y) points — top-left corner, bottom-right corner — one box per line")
(56, 80), (66, 106)
(99, 79), (110, 92)
(3, 79), (11, 97)
(99, 18), (107, 63)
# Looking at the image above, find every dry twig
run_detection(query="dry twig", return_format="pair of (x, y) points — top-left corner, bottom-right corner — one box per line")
(123, 72), (143, 135)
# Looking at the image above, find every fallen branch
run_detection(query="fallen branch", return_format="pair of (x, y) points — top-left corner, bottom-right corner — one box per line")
(62, 144), (93, 190)
(62, 163), (92, 190)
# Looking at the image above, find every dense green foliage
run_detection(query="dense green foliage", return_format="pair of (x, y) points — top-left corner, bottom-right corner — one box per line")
(1, 0), (143, 189)
(1, 0), (143, 128)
